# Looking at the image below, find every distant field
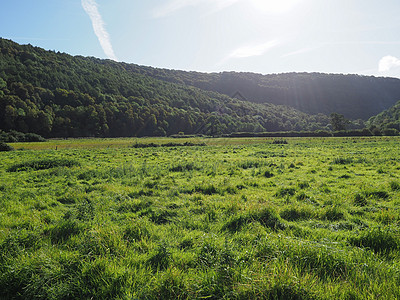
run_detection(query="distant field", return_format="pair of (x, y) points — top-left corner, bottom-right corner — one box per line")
(1, 137), (400, 299)
(10, 136), (290, 150)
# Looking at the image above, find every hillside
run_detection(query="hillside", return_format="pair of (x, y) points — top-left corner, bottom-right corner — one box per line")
(120, 67), (400, 120)
(0, 38), (331, 137)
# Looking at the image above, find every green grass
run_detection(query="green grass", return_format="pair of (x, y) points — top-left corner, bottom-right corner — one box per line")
(1, 136), (400, 299)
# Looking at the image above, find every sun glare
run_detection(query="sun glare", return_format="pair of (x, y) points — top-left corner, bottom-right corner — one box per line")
(249, 0), (300, 13)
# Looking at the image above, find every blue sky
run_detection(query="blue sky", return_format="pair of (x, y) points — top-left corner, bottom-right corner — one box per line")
(1, 0), (400, 77)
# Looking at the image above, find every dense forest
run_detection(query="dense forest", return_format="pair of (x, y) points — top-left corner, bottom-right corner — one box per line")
(0, 38), (331, 137)
(124, 67), (400, 120)
(0, 38), (399, 138)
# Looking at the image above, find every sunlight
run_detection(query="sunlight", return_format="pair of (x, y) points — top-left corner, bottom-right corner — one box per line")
(249, 0), (301, 13)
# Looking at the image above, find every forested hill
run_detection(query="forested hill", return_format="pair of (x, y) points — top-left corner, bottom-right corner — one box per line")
(120, 66), (400, 120)
(0, 38), (330, 137)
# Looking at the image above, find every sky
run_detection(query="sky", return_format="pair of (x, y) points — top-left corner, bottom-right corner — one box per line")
(1, 0), (400, 78)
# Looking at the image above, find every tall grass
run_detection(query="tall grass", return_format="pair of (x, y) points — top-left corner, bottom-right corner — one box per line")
(1, 136), (400, 298)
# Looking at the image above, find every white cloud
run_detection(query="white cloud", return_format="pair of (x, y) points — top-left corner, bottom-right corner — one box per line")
(82, 0), (117, 61)
(379, 55), (400, 72)
(228, 40), (280, 59)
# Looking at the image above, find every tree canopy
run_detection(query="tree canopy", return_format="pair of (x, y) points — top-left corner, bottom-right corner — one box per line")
(0, 38), (332, 138)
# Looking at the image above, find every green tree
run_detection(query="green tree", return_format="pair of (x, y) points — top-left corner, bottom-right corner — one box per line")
(330, 113), (349, 131)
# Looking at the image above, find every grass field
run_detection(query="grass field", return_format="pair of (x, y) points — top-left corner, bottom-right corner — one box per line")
(1, 137), (400, 299)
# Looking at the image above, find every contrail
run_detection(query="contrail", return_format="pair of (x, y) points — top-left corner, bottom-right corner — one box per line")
(81, 0), (117, 61)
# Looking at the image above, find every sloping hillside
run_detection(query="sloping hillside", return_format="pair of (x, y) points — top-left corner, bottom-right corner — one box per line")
(119, 66), (400, 120)
(0, 38), (329, 137)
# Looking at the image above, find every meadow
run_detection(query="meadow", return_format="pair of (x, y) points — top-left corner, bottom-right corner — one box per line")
(0, 136), (400, 299)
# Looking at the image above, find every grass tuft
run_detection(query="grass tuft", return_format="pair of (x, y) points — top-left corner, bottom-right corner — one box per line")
(332, 157), (353, 165)
(390, 181), (400, 191)
(148, 243), (171, 271)
(275, 187), (297, 198)
(349, 227), (399, 254)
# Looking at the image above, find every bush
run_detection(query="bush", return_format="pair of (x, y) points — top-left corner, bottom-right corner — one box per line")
(23, 132), (46, 142)
(0, 130), (46, 142)
(382, 128), (399, 136)
(0, 142), (14, 151)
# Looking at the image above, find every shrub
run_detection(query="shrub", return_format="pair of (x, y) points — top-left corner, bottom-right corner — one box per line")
(0, 142), (14, 151)
(382, 128), (399, 136)
(0, 130), (45, 142)
(23, 133), (46, 142)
